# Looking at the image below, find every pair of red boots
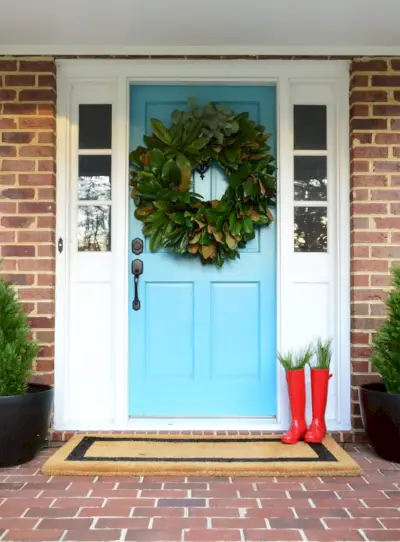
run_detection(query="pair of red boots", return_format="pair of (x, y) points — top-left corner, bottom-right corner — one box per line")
(281, 368), (331, 445)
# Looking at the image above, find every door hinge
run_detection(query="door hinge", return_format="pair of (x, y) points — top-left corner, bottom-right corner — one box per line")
(58, 237), (64, 254)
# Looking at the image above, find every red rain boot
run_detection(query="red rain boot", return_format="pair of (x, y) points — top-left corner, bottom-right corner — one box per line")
(281, 369), (307, 445)
(304, 369), (332, 443)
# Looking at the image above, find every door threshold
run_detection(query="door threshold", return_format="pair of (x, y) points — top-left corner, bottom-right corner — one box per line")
(126, 417), (279, 431)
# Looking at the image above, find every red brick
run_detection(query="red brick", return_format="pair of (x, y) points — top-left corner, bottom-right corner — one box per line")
(2, 187), (35, 199)
(375, 132), (400, 144)
(372, 189), (400, 200)
(351, 105), (370, 117)
(2, 131), (35, 143)
(19, 89), (56, 102)
(19, 117), (55, 129)
(3, 531), (63, 541)
(351, 161), (369, 172)
(38, 103), (56, 116)
(0, 118), (17, 129)
(63, 532), (122, 541)
(19, 173), (55, 186)
(351, 75), (370, 87)
(5, 75), (36, 86)
(351, 118), (387, 130)
(304, 531), (364, 541)
(1, 245), (35, 257)
(352, 260), (388, 273)
(19, 145), (54, 157)
(18, 230), (54, 242)
(351, 203), (387, 214)
(353, 60), (388, 72)
(19, 60), (55, 73)
(1, 159), (35, 171)
(373, 161), (400, 172)
(3, 103), (37, 115)
(39, 132), (55, 144)
(352, 232), (388, 244)
(245, 531), (302, 541)
(0, 146), (16, 157)
(0, 173), (15, 185)
(78, 506), (132, 517)
(372, 75), (400, 86)
(0, 60), (17, 71)
(1, 216), (35, 228)
(19, 288), (54, 300)
(324, 517), (381, 529)
(38, 75), (56, 88)
(372, 246), (400, 258)
(25, 507), (80, 517)
(374, 105), (400, 116)
(37, 518), (95, 530)
(184, 530), (242, 541)
(351, 91), (388, 103)
(363, 532), (400, 541)
(38, 159), (55, 172)
(0, 89), (16, 101)
(353, 147), (388, 158)
(352, 246), (369, 258)
(375, 217), (400, 228)
(351, 332), (370, 344)
(18, 202), (55, 214)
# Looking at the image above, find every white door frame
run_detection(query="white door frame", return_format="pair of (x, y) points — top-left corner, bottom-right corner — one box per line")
(55, 59), (351, 431)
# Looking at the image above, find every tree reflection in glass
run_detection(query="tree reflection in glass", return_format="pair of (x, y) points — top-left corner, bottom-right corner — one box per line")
(77, 205), (111, 251)
(294, 156), (327, 201)
(294, 207), (327, 252)
(78, 156), (111, 201)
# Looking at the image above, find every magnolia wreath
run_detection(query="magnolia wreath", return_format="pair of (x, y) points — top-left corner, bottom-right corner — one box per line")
(129, 101), (276, 267)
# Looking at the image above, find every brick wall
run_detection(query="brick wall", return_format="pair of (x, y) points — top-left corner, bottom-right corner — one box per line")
(350, 57), (400, 435)
(0, 57), (56, 385)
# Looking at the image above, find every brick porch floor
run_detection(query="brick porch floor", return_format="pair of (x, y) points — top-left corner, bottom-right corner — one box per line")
(0, 444), (400, 542)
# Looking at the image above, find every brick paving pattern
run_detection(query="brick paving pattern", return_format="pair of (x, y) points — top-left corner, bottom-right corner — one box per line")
(0, 444), (399, 541)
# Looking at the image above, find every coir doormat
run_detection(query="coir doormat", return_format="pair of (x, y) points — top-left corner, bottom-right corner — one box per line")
(42, 433), (360, 477)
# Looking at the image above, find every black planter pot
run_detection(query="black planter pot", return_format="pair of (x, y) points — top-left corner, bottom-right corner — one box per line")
(0, 383), (54, 468)
(359, 382), (400, 463)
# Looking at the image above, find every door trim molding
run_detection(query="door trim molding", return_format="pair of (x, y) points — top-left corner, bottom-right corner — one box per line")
(55, 59), (351, 431)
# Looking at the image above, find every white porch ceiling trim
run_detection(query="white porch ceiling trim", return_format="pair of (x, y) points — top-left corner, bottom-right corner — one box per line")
(2, 45), (400, 57)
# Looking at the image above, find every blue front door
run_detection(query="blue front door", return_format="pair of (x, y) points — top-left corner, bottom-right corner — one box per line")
(129, 85), (276, 417)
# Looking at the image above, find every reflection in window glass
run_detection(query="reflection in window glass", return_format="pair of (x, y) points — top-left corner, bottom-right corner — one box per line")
(294, 105), (327, 150)
(78, 155), (111, 201)
(294, 207), (327, 252)
(79, 104), (112, 149)
(294, 156), (327, 201)
(77, 205), (111, 251)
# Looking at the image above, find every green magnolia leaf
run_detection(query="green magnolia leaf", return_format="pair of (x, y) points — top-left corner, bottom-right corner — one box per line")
(162, 160), (181, 185)
(149, 228), (163, 252)
(169, 212), (185, 225)
(183, 119), (202, 145)
(154, 201), (169, 211)
(243, 216), (254, 235)
(243, 177), (259, 197)
(150, 118), (172, 145)
(185, 138), (210, 154)
(149, 149), (165, 174)
(171, 109), (183, 124)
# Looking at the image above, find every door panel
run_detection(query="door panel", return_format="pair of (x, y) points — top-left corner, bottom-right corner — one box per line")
(129, 85), (276, 417)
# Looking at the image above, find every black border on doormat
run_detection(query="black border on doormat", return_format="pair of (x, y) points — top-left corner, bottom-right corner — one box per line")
(66, 436), (338, 463)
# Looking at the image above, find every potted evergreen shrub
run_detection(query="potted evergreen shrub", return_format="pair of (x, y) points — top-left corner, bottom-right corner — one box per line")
(0, 274), (54, 467)
(359, 266), (400, 462)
